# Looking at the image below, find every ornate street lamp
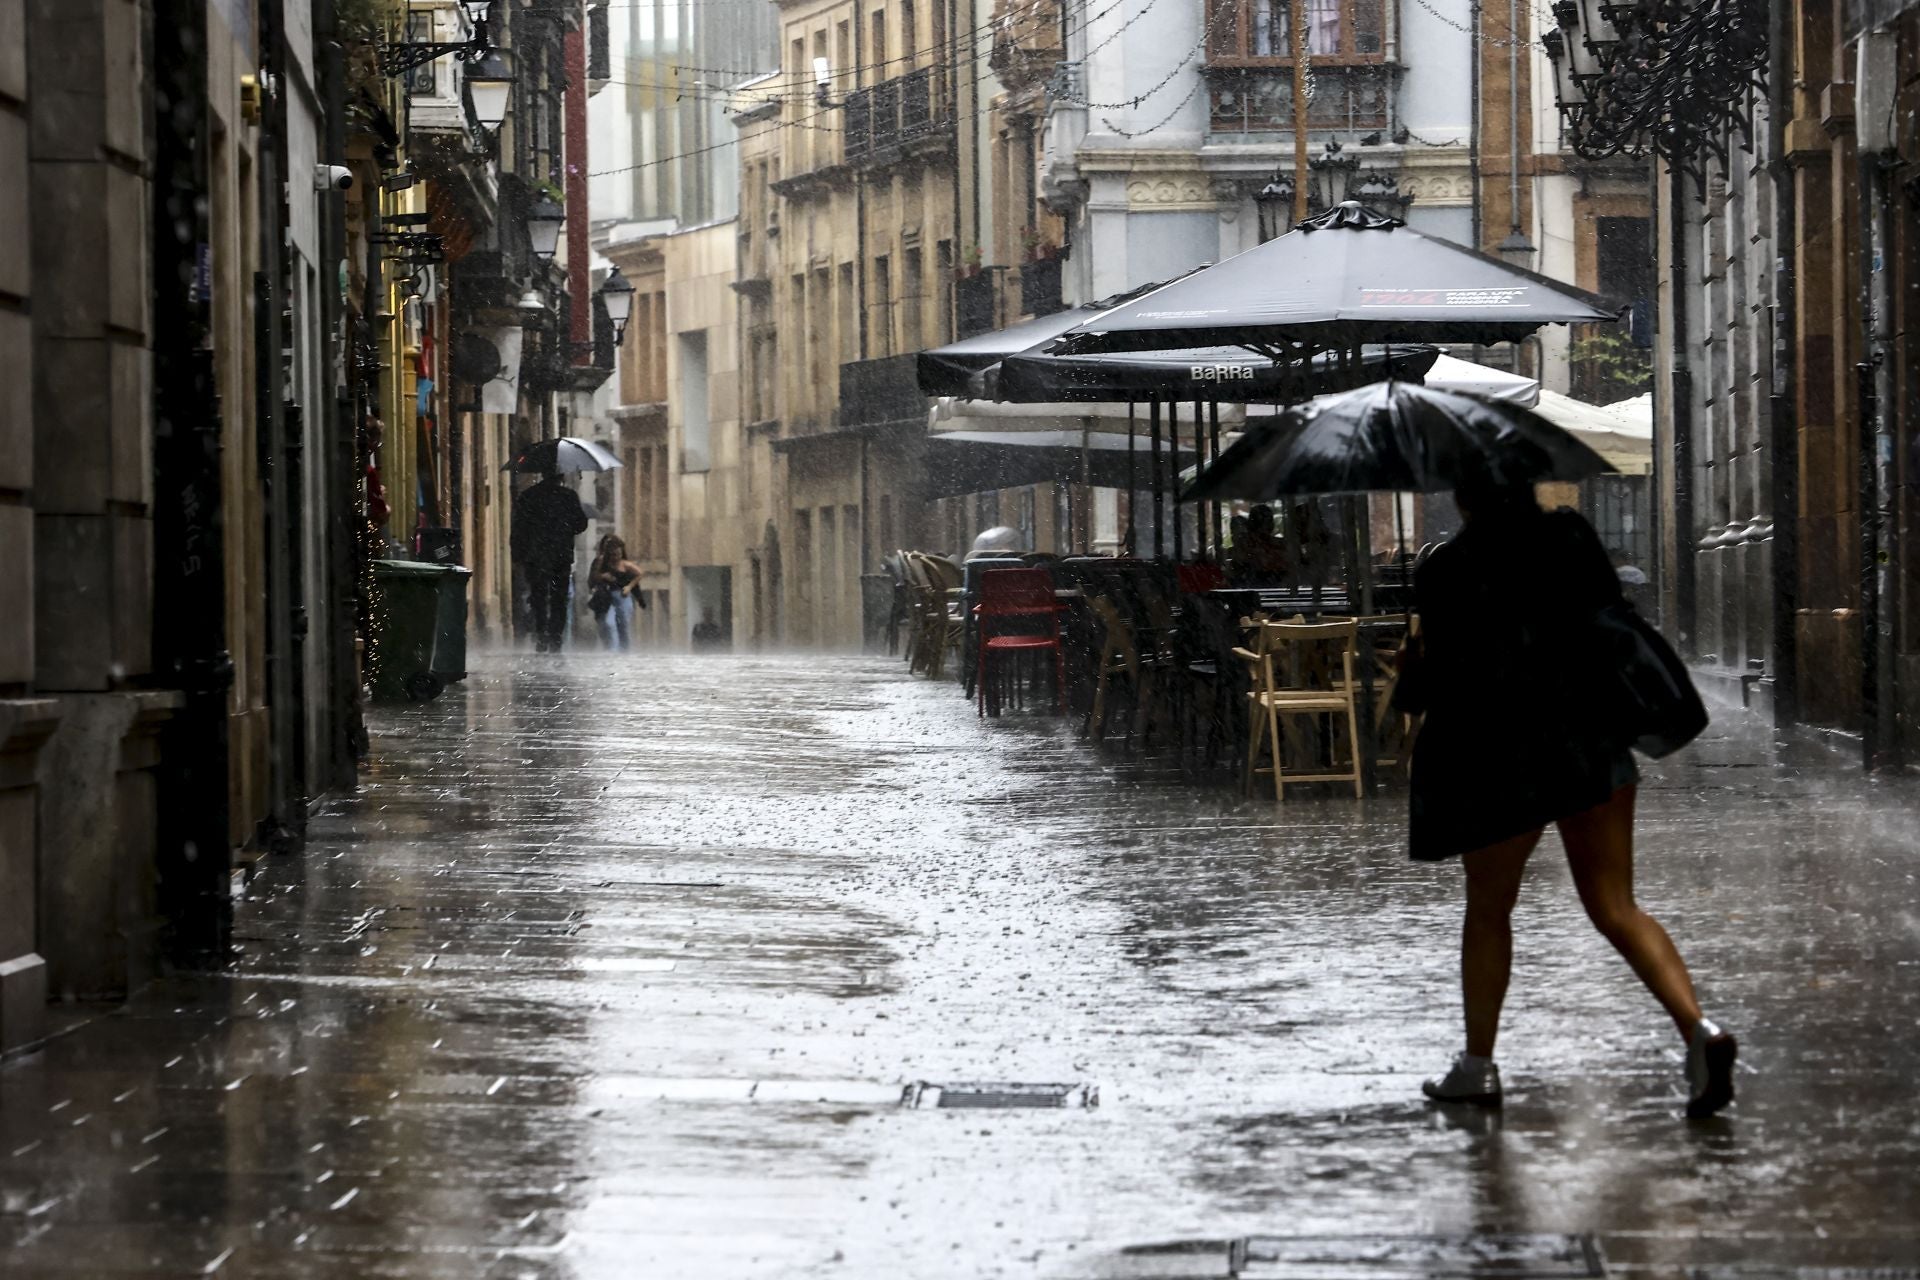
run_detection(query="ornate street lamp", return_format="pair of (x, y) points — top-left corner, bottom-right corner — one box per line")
(599, 268), (636, 345)
(1541, 0), (1767, 192)
(1307, 141), (1362, 210)
(1254, 175), (1295, 243)
(526, 194), (566, 262)
(383, 1), (495, 78)
(465, 50), (514, 131)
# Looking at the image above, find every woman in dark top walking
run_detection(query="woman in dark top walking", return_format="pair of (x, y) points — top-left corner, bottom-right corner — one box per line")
(1401, 475), (1736, 1118)
(589, 536), (646, 652)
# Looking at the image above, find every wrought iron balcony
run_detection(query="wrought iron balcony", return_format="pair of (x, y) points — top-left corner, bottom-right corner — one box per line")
(1203, 63), (1397, 135)
(843, 67), (953, 166)
(1019, 256), (1064, 318)
(838, 354), (926, 429)
(955, 271), (996, 339)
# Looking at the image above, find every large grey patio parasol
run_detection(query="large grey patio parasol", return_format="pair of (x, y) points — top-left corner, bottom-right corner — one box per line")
(1048, 203), (1624, 357)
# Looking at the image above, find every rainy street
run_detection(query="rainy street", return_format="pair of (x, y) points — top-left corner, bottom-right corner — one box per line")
(2, 651), (1917, 1278)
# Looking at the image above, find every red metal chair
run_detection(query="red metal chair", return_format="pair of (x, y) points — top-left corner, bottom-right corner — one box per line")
(974, 568), (1067, 717)
(1177, 563), (1228, 594)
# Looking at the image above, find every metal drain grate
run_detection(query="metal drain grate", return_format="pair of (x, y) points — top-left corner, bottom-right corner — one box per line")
(1688, 1272), (1920, 1280)
(902, 1081), (1098, 1109)
(1235, 1234), (1605, 1279)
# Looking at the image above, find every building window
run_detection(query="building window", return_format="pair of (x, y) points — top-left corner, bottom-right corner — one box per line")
(901, 247), (924, 351)
(680, 332), (711, 472)
(1210, 0), (1388, 63)
(900, 0), (916, 68)
(404, 11), (437, 95)
(936, 239), (954, 344)
(870, 9), (886, 80)
(871, 255), (892, 357)
(838, 262), (858, 363)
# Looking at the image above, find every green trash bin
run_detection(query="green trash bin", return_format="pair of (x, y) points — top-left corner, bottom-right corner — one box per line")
(431, 564), (472, 686)
(371, 560), (472, 702)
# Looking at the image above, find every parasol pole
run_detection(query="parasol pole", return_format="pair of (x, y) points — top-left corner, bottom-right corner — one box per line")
(1207, 399), (1224, 561)
(1080, 418), (1092, 554)
(1150, 396), (1165, 561)
(1125, 400), (1137, 554)
(1171, 400), (1184, 564)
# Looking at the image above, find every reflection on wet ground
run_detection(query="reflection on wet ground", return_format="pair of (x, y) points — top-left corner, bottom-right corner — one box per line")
(3, 651), (1917, 1277)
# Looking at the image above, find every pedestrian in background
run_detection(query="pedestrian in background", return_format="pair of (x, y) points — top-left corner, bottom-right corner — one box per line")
(1396, 474), (1737, 1118)
(588, 535), (646, 652)
(691, 608), (725, 649)
(1225, 504), (1288, 584)
(511, 469), (589, 653)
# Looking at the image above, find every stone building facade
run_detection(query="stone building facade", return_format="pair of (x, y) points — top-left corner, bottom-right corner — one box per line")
(0, 0), (376, 1051)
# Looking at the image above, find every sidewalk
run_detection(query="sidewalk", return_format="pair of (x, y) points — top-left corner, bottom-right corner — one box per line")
(2, 651), (1916, 1278)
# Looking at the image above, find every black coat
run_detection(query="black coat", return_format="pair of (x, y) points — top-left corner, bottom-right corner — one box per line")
(511, 480), (589, 567)
(1405, 507), (1636, 861)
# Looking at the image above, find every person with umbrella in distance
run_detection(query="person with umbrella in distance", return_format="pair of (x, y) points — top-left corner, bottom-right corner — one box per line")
(1186, 381), (1733, 1118)
(511, 466), (590, 652)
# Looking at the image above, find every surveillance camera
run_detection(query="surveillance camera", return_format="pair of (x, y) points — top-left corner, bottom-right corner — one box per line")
(315, 164), (354, 192)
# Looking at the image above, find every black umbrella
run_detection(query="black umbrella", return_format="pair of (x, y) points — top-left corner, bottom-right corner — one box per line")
(1050, 203), (1624, 357)
(501, 436), (622, 474)
(982, 343), (1441, 404)
(1181, 380), (1616, 503)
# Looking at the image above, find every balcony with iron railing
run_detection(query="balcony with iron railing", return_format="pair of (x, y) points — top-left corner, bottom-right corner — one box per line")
(1202, 0), (1401, 137)
(842, 66), (954, 168)
(989, 0), (1066, 93)
(838, 353), (927, 430)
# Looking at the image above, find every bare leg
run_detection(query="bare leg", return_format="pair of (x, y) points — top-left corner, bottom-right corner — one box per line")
(1460, 828), (1544, 1059)
(1558, 785), (1703, 1040)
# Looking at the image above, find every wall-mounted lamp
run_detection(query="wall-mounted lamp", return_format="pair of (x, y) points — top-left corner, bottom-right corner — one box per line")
(526, 194), (566, 262)
(599, 268), (636, 345)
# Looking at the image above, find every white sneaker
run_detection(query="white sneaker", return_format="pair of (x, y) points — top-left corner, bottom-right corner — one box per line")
(1685, 1018), (1738, 1119)
(1422, 1052), (1503, 1106)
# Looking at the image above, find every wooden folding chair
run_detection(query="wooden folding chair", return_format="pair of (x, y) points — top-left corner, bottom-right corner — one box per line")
(1086, 595), (1163, 746)
(1235, 618), (1363, 800)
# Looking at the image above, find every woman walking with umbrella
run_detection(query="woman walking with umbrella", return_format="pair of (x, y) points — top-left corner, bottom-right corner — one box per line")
(1401, 470), (1735, 1118)
(1185, 381), (1735, 1118)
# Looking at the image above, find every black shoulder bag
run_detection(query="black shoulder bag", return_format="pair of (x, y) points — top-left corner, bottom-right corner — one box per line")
(1587, 600), (1709, 758)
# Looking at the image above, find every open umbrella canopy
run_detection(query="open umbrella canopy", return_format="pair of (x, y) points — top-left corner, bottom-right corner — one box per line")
(1421, 353), (1539, 405)
(1050, 203), (1624, 356)
(929, 395), (1248, 434)
(925, 429), (1196, 499)
(914, 272), (1198, 397)
(501, 436), (622, 474)
(983, 342), (1440, 404)
(1181, 381), (1615, 502)
(1533, 389), (1653, 475)
(915, 307), (1109, 397)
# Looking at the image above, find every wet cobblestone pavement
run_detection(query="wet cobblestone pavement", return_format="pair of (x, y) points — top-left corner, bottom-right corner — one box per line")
(4, 651), (1920, 1278)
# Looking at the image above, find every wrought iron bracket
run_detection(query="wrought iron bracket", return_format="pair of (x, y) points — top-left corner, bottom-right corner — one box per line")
(370, 232), (447, 263)
(380, 33), (491, 79)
